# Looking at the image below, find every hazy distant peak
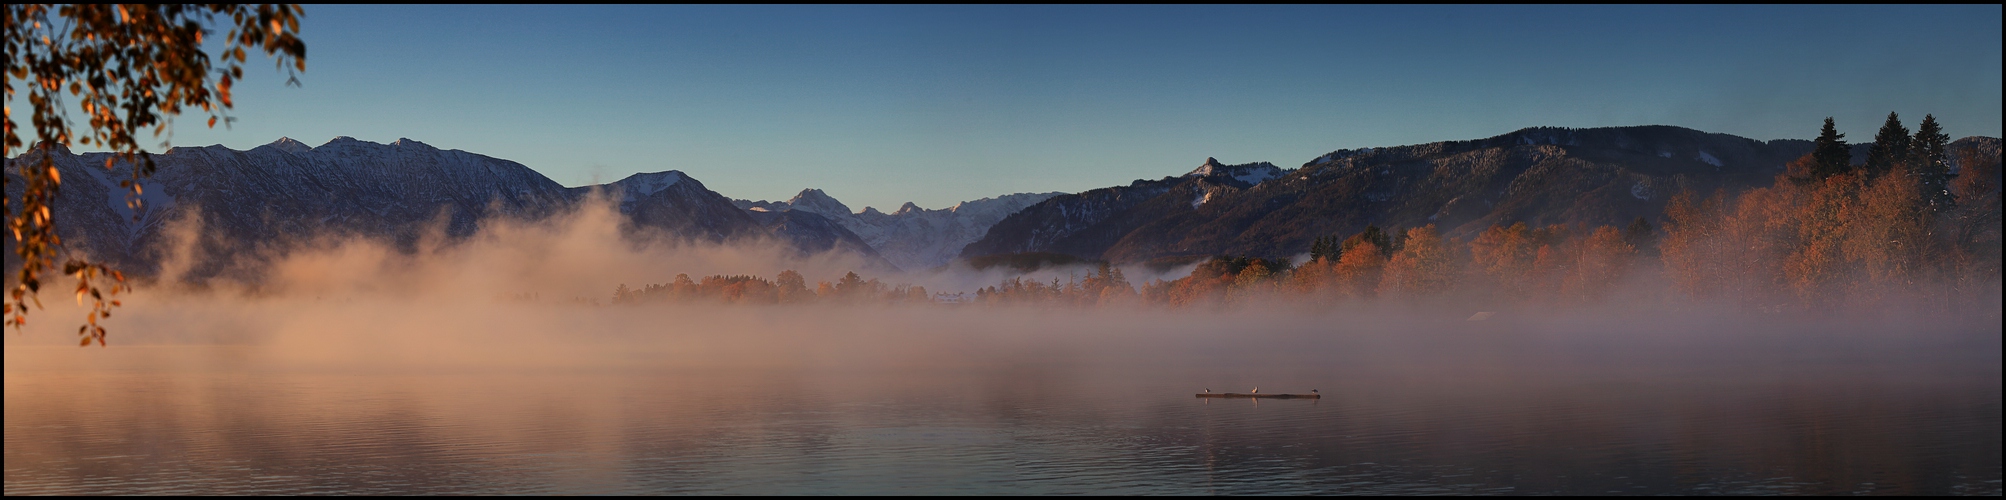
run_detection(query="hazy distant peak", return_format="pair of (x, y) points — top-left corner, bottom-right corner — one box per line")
(787, 188), (853, 216)
(894, 202), (925, 216)
(947, 192), (1067, 213)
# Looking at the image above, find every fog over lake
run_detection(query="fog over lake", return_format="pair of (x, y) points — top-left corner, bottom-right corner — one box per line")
(7, 297), (1999, 494)
(6, 197), (2000, 495)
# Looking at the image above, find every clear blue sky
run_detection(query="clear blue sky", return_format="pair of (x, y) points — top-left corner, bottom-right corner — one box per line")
(89, 5), (2006, 211)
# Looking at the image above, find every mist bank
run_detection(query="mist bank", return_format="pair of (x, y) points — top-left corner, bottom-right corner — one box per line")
(10, 302), (1997, 496)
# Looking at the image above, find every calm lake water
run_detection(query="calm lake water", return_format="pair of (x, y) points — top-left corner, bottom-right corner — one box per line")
(5, 309), (2001, 495)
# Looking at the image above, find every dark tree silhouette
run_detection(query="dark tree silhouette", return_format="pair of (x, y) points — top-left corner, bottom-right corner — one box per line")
(1810, 117), (1852, 181)
(1864, 112), (1911, 178)
(1909, 114), (1955, 212)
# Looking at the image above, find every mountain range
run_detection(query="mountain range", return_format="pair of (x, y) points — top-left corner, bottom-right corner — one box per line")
(2, 137), (899, 282)
(6, 125), (1998, 285)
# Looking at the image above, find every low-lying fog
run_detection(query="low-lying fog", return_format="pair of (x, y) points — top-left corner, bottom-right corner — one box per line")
(5, 198), (2000, 495)
(6, 197), (1997, 379)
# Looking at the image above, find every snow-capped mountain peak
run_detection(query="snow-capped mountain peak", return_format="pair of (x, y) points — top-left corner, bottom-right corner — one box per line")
(1185, 157), (1227, 177)
(786, 188), (853, 216)
(266, 136), (313, 155)
(1184, 157), (1285, 188)
(312, 136), (377, 155)
(391, 137), (435, 150)
(609, 170), (685, 201)
(894, 202), (924, 216)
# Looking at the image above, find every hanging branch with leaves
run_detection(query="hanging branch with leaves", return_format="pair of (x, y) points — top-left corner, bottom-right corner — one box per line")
(4, 4), (305, 345)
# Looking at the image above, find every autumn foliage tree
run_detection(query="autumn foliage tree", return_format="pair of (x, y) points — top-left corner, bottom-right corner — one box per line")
(1378, 225), (1455, 298)
(4, 4), (305, 345)
(1658, 115), (1995, 312)
(1468, 222), (1546, 296)
(1559, 225), (1636, 302)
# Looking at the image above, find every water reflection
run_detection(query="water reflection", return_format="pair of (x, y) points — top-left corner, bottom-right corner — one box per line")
(6, 311), (2001, 494)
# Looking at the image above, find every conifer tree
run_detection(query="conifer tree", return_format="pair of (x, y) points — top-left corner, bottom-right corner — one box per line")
(836, 272), (866, 296)
(1811, 117), (1852, 180)
(1909, 114), (1956, 212)
(1341, 225), (1392, 255)
(1309, 234), (1341, 264)
(1864, 112), (1911, 178)
(1622, 217), (1657, 253)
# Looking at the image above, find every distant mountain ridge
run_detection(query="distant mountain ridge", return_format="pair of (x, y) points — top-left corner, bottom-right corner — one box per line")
(734, 189), (1064, 271)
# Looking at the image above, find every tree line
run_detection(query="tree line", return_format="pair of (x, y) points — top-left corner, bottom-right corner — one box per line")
(612, 270), (932, 306)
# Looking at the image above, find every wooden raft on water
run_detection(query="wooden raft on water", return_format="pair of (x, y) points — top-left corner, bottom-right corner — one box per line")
(1195, 393), (1319, 399)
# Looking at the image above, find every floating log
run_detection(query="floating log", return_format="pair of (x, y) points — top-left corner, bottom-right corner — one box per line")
(1195, 393), (1319, 399)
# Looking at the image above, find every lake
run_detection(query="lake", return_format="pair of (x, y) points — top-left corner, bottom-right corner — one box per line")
(5, 307), (2001, 494)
